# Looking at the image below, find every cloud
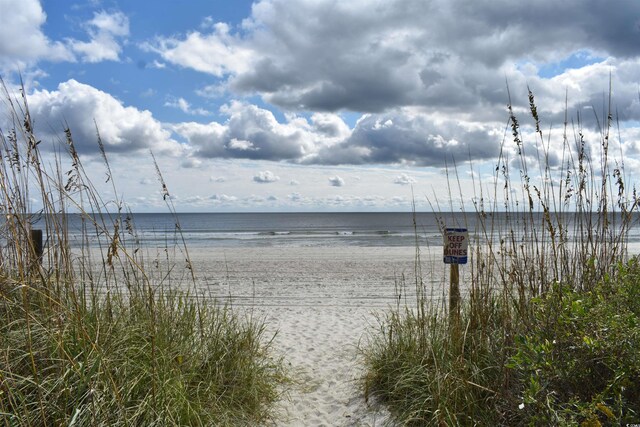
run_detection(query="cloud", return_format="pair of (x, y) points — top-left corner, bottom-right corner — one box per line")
(171, 101), (505, 167)
(288, 192), (303, 202)
(280, 192), (398, 209)
(142, 22), (253, 76)
(25, 79), (182, 156)
(9, 0), (638, 190)
(210, 194), (237, 203)
(310, 112), (353, 139)
(0, 4), (130, 72)
(145, 0), (640, 116)
(289, 179), (299, 186)
(0, 0), (73, 69)
(151, 60), (166, 69)
(200, 16), (217, 30)
(180, 157), (202, 168)
(195, 83), (227, 99)
(328, 176), (345, 187)
(135, 0), (640, 172)
(164, 97), (211, 116)
(312, 111), (501, 166)
(172, 101), (325, 161)
(394, 173), (416, 185)
(68, 10), (129, 63)
(253, 170), (280, 183)
(227, 138), (257, 151)
(168, 92), (639, 170)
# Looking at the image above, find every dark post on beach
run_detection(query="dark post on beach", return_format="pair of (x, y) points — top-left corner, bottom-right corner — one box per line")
(30, 229), (43, 264)
(443, 228), (468, 325)
(449, 263), (460, 319)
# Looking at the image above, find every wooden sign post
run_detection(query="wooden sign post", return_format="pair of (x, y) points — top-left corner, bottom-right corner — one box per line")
(30, 229), (43, 264)
(443, 228), (468, 323)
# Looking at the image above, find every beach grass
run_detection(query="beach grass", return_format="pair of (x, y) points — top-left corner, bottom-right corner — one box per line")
(0, 82), (288, 426)
(361, 87), (640, 425)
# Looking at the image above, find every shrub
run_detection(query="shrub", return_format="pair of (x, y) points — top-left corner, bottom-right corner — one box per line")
(507, 259), (640, 425)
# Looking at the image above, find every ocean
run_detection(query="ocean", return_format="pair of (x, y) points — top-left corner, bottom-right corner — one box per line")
(53, 211), (640, 252)
(59, 212), (453, 249)
(7, 212), (640, 254)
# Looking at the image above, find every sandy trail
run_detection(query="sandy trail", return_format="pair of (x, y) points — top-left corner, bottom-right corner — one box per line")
(185, 246), (450, 426)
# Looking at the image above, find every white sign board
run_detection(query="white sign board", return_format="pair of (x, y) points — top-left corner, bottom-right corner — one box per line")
(443, 228), (468, 264)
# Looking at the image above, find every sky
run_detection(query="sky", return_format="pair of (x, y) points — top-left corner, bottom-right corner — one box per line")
(1, 0), (639, 212)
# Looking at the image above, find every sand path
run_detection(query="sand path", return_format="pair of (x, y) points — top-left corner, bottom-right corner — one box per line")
(187, 246), (449, 426)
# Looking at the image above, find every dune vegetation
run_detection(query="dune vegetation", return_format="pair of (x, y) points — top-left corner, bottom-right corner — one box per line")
(361, 88), (640, 426)
(0, 83), (288, 426)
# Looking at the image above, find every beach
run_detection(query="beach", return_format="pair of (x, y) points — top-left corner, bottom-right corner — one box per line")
(186, 246), (456, 426)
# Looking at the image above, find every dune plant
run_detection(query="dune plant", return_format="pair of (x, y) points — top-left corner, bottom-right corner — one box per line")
(361, 86), (640, 425)
(0, 81), (288, 426)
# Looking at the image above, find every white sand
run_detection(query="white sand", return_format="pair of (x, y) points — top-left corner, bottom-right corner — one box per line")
(185, 246), (453, 426)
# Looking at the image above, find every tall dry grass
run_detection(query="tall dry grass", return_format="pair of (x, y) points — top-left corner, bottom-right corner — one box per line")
(0, 81), (288, 426)
(361, 86), (640, 425)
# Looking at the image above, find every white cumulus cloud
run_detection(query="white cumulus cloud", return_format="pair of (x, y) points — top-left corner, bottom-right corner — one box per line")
(253, 170), (280, 183)
(0, 0), (73, 70)
(142, 22), (253, 76)
(69, 10), (129, 63)
(394, 173), (417, 185)
(25, 79), (182, 156)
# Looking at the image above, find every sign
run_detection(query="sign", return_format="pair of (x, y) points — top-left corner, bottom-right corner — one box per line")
(443, 228), (468, 264)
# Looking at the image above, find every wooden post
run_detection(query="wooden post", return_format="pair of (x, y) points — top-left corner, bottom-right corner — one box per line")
(30, 229), (43, 264)
(449, 263), (460, 323)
